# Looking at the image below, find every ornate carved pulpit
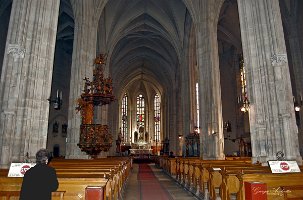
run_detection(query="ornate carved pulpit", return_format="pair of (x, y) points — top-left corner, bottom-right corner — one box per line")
(76, 54), (115, 157)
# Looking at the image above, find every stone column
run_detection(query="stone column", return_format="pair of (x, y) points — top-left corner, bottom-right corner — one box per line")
(66, 0), (102, 158)
(0, 0), (59, 167)
(237, 0), (302, 163)
(180, 57), (191, 136)
(195, 2), (225, 160)
(173, 80), (184, 155)
(169, 87), (179, 155)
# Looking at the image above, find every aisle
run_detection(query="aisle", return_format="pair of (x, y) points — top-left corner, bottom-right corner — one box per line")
(123, 163), (197, 200)
(138, 163), (173, 200)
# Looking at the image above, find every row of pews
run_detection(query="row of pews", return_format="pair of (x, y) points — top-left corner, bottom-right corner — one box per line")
(158, 156), (303, 200)
(0, 156), (132, 199)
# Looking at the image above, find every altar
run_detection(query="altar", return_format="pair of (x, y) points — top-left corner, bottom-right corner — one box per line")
(129, 135), (152, 159)
(129, 149), (152, 155)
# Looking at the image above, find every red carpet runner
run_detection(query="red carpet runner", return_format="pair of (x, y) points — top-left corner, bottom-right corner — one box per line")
(138, 164), (173, 200)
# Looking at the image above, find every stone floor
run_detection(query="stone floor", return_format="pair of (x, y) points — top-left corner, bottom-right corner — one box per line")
(123, 163), (198, 200)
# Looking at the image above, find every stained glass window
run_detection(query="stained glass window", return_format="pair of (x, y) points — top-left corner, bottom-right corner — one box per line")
(154, 94), (161, 141)
(239, 56), (250, 112)
(121, 93), (128, 142)
(136, 94), (145, 129)
(196, 83), (200, 133)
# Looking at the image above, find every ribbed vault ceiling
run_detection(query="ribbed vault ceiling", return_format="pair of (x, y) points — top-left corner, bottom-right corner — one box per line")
(45, 0), (190, 98)
(100, 0), (189, 93)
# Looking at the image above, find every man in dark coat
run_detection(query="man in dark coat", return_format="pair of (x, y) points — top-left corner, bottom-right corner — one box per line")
(20, 149), (59, 200)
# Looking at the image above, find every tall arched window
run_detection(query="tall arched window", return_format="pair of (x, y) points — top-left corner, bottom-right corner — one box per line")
(136, 94), (145, 129)
(154, 94), (161, 141)
(196, 82), (200, 133)
(121, 93), (128, 141)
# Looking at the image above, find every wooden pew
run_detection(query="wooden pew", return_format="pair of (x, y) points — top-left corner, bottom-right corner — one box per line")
(175, 157), (201, 185)
(50, 158), (130, 199)
(0, 191), (65, 200)
(173, 157), (253, 197)
(0, 157), (131, 200)
(220, 165), (303, 200)
(186, 159), (252, 191)
(0, 169), (8, 177)
(238, 172), (303, 200)
(204, 163), (261, 199)
(220, 168), (261, 200)
(0, 191), (20, 200)
(0, 173), (117, 200)
(163, 157), (303, 200)
(161, 157), (177, 176)
(281, 185), (303, 199)
(175, 157), (252, 184)
(0, 176), (107, 199)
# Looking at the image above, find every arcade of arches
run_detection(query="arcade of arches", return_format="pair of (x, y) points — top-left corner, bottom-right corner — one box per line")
(0, 0), (303, 168)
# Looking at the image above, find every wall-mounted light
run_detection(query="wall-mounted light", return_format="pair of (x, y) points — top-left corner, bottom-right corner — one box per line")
(293, 96), (302, 112)
(48, 90), (62, 110)
(223, 121), (232, 132)
(238, 95), (250, 112)
(241, 98), (250, 112)
(293, 95), (302, 126)
(193, 126), (200, 134)
(178, 134), (183, 139)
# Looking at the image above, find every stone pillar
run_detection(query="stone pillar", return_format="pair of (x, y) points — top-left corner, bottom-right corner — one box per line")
(180, 57), (191, 136)
(174, 81), (183, 155)
(237, 0), (302, 163)
(195, 2), (225, 160)
(66, 0), (101, 159)
(169, 88), (179, 155)
(0, 0), (59, 167)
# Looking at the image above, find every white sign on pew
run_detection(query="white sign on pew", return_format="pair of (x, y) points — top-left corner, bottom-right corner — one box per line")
(268, 161), (300, 173)
(8, 163), (36, 177)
